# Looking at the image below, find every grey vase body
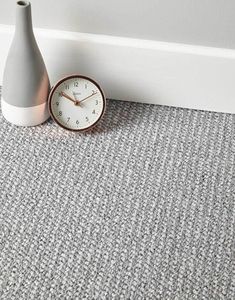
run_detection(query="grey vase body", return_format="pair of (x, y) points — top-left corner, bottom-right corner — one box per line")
(2, 1), (50, 126)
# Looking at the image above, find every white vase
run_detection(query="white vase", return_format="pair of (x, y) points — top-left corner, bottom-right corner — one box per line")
(2, 1), (50, 126)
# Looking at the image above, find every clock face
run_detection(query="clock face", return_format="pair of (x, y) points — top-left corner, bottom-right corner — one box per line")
(48, 75), (106, 131)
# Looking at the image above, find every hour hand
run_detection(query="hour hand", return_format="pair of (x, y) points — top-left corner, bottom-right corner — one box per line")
(61, 91), (79, 105)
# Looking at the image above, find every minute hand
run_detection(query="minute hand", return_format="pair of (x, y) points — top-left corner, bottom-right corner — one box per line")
(79, 92), (97, 103)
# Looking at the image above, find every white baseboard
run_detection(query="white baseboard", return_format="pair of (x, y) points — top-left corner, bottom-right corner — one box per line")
(1, 24), (235, 113)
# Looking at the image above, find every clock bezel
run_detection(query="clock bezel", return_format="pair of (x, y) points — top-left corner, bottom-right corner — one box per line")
(48, 74), (106, 132)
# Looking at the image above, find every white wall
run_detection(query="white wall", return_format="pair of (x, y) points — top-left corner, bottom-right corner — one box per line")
(1, 0), (235, 49)
(1, 1), (235, 113)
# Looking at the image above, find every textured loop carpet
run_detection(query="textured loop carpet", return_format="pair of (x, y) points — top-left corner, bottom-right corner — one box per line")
(0, 96), (235, 299)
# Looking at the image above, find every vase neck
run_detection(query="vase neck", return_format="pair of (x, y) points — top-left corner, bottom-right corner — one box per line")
(15, 1), (33, 35)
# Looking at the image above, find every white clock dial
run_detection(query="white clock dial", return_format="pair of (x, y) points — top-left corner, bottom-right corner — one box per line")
(49, 75), (106, 131)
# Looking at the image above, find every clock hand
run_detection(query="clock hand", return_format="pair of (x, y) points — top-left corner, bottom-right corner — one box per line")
(61, 91), (79, 105)
(79, 91), (97, 103)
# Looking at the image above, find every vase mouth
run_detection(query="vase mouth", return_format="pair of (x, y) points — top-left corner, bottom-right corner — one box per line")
(17, 1), (30, 7)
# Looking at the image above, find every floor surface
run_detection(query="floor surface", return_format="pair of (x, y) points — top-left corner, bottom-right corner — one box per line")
(0, 97), (235, 299)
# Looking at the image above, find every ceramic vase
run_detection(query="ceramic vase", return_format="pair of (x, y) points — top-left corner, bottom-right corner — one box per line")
(2, 1), (50, 126)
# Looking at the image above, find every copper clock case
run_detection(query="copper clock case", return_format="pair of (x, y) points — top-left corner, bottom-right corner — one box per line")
(48, 74), (106, 132)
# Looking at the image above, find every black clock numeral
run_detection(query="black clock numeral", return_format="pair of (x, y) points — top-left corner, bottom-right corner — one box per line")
(86, 117), (89, 122)
(65, 84), (69, 90)
(74, 82), (78, 87)
(56, 102), (59, 106)
(95, 100), (98, 105)
(85, 84), (88, 89)
(67, 117), (70, 123)
(76, 120), (79, 125)
(59, 111), (62, 116)
(92, 109), (95, 114)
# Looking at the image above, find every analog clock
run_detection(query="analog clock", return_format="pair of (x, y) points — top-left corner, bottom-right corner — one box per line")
(48, 75), (106, 132)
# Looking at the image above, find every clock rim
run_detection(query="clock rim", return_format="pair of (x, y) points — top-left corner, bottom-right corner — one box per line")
(48, 74), (106, 132)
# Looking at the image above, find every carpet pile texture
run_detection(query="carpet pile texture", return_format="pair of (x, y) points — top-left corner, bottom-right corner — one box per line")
(0, 95), (235, 299)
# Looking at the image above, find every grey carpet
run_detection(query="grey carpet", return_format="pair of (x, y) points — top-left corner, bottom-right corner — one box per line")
(0, 94), (235, 300)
